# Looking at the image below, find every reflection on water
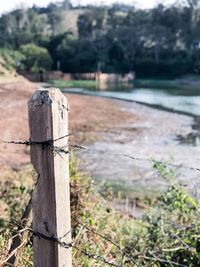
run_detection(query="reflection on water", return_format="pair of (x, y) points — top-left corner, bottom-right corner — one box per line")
(126, 89), (200, 116)
(95, 83), (133, 92)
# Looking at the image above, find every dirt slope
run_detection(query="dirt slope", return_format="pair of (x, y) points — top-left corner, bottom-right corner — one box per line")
(0, 81), (134, 170)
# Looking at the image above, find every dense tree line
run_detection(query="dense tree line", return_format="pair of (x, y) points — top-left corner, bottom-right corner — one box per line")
(1, 0), (200, 78)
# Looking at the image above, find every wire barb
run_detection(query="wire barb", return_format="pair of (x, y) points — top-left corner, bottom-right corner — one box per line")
(4, 134), (86, 156)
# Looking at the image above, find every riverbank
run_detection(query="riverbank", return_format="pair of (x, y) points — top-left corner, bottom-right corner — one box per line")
(1, 81), (199, 209)
(75, 97), (199, 195)
(65, 89), (200, 216)
(49, 75), (200, 91)
(0, 81), (194, 165)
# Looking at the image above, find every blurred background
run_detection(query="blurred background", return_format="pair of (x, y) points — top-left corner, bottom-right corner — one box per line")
(1, 0), (199, 79)
(2, 1), (200, 266)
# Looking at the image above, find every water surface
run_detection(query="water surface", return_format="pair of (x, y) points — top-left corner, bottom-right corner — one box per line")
(64, 85), (200, 116)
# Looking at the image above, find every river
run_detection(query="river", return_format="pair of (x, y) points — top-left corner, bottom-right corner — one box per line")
(63, 85), (200, 116)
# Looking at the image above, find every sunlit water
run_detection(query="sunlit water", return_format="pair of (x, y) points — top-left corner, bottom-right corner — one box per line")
(64, 86), (200, 116)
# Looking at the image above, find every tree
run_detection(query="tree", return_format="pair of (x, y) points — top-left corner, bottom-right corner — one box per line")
(20, 43), (52, 72)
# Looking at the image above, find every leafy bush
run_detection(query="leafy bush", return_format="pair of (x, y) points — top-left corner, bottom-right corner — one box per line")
(1, 160), (200, 266)
(20, 43), (52, 72)
(124, 162), (200, 266)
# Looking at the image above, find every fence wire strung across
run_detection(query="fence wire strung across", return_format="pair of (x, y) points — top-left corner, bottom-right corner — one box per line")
(3, 216), (194, 267)
(4, 136), (200, 174)
(2, 136), (200, 267)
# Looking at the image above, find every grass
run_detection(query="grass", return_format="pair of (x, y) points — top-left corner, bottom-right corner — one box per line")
(0, 158), (135, 266)
(50, 77), (200, 91)
(0, 48), (25, 83)
(1, 158), (200, 266)
(50, 78), (182, 91)
(49, 79), (96, 89)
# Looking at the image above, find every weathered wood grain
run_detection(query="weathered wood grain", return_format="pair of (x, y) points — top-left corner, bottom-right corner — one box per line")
(28, 88), (71, 267)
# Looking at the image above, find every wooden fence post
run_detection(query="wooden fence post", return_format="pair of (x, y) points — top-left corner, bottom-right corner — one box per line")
(28, 88), (72, 267)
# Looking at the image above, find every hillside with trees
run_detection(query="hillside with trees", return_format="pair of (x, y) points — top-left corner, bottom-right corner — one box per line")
(1, 0), (200, 78)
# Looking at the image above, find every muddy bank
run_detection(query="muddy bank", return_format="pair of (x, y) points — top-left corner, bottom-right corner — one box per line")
(0, 82), (135, 169)
(74, 98), (200, 200)
(0, 81), (37, 169)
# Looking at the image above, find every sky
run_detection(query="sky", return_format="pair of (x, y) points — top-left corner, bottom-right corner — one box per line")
(0, 0), (177, 15)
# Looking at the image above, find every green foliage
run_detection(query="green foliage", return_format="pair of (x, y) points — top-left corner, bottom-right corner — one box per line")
(69, 156), (137, 266)
(1, 2), (200, 76)
(50, 79), (96, 89)
(110, 163), (199, 266)
(20, 43), (52, 72)
(0, 48), (24, 71)
(1, 159), (200, 266)
(0, 168), (34, 265)
(126, 185), (200, 266)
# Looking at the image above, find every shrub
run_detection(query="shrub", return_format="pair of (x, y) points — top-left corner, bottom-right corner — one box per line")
(20, 43), (52, 72)
(1, 160), (200, 266)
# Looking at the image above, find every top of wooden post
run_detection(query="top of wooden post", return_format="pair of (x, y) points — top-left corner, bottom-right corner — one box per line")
(28, 87), (69, 110)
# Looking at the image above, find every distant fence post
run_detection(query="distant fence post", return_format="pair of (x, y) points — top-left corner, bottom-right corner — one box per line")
(28, 88), (72, 267)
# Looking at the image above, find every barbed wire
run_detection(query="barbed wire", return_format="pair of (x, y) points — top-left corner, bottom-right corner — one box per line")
(4, 216), (137, 266)
(71, 216), (140, 267)
(5, 137), (86, 150)
(4, 136), (200, 174)
(4, 135), (86, 160)
(8, 221), (120, 267)
(3, 217), (194, 267)
(2, 136), (200, 266)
